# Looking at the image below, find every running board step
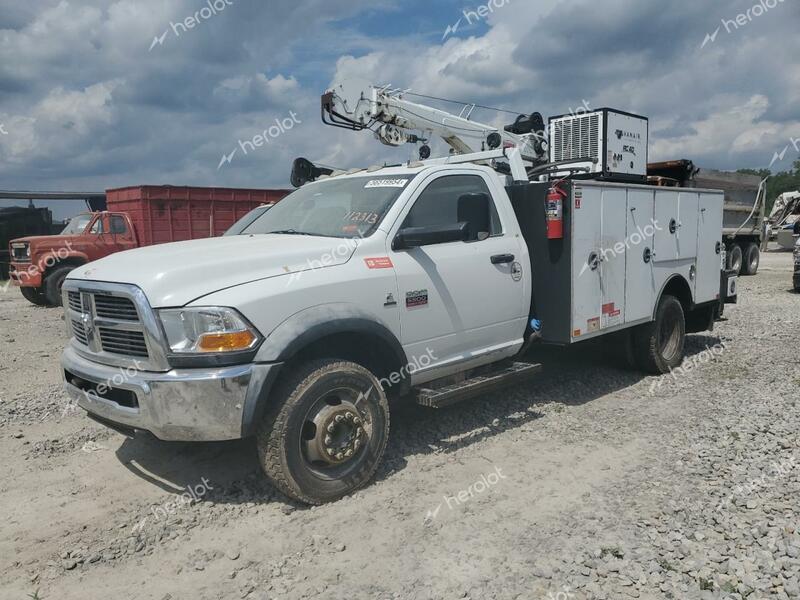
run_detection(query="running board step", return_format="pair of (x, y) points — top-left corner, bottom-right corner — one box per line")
(415, 361), (542, 409)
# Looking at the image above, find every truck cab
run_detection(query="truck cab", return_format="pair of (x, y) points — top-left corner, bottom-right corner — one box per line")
(9, 211), (136, 306)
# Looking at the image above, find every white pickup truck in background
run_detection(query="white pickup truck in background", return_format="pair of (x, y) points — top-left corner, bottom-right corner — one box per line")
(59, 85), (738, 504)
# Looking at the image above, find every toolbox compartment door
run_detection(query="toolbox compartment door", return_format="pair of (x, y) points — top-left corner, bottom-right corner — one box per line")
(624, 188), (656, 323)
(599, 188), (627, 329)
(677, 191), (700, 261)
(571, 186), (603, 338)
(696, 192), (725, 304)
(653, 190), (680, 262)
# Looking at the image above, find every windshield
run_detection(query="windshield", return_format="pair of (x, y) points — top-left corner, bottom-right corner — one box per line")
(224, 205), (272, 236)
(242, 175), (415, 238)
(60, 214), (93, 235)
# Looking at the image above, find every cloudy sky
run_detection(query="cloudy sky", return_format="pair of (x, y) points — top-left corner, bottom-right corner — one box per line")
(1, 0), (799, 219)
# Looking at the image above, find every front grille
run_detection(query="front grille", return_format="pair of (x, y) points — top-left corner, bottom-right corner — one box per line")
(94, 295), (139, 321)
(64, 286), (153, 362)
(71, 319), (89, 345)
(67, 291), (82, 312)
(552, 113), (600, 162)
(98, 328), (149, 357)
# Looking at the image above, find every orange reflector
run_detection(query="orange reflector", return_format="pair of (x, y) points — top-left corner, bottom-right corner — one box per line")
(197, 330), (256, 353)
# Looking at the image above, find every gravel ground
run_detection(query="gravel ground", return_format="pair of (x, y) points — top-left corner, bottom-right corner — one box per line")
(1, 250), (798, 600)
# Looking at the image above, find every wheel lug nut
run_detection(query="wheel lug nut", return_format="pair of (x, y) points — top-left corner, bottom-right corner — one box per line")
(327, 423), (335, 433)
(327, 448), (335, 456)
(353, 417), (361, 425)
(324, 435), (332, 445)
(345, 449), (353, 458)
(335, 414), (345, 423)
(347, 413), (355, 420)
(336, 452), (344, 460)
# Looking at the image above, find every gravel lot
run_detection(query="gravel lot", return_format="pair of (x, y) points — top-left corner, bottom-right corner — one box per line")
(1, 250), (798, 600)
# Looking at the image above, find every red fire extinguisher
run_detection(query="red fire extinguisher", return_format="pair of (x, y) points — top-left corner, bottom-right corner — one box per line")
(546, 182), (566, 239)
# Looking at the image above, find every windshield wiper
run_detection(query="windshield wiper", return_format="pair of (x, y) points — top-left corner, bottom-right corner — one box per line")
(265, 229), (314, 236)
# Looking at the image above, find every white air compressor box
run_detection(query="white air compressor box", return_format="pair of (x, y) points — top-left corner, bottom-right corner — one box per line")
(549, 108), (649, 182)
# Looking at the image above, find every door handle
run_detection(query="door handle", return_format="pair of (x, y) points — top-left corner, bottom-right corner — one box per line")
(491, 254), (515, 264)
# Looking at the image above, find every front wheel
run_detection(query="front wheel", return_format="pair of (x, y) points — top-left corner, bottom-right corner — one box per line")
(44, 265), (74, 307)
(20, 286), (50, 306)
(633, 294), (686, 374)
(257, 359), (390, 505)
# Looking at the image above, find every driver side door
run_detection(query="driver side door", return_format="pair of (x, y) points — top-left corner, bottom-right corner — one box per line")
(389, 173), (527, 378)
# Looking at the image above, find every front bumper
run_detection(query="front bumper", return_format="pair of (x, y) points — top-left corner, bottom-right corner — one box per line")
(9, 262), (41, 287)
(61, 344), (281, 441)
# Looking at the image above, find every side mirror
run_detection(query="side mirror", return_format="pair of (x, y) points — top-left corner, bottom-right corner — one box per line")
(457, 192), (491, 241)
(290, 157), (333, 188)
(393, 222), (468, 250)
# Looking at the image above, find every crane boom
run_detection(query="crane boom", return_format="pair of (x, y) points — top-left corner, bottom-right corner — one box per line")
(321, 83), (547, 164)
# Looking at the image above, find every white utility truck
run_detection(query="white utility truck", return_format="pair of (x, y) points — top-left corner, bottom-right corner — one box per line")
(60, 84), (737, 504)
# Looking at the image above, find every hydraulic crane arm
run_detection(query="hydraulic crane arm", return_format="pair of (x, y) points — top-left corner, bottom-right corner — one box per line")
(321, 82), (547, 165)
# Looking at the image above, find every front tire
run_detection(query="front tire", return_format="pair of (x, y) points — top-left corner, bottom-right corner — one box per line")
(633, 294), (686, 374)
(20, 287), (49, 306)
(257, 359), (390, 505)
(44, 265), (74, 307)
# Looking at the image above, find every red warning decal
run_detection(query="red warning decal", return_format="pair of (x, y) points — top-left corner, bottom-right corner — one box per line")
(365, 257), (394, 270)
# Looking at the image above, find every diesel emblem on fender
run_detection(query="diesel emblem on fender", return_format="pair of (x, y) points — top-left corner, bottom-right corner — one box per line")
(405, 289), (428, 308)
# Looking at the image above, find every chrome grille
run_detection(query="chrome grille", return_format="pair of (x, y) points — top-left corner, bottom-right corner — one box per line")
(71, 319), (89, 345)
(93, 295), (139, 321)
(67, 291), (82, 312)
(98, 328), (149, 357)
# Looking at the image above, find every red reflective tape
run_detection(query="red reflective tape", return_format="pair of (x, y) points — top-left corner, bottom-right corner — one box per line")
(365, 257), (394, 269)
(602, 302), (616, 315)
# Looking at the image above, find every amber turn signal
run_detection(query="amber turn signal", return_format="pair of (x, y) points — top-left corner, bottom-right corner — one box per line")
(197, 330), (257, 353)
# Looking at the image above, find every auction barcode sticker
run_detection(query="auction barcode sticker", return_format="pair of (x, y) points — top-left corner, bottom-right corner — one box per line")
(365, 179), (409, 188)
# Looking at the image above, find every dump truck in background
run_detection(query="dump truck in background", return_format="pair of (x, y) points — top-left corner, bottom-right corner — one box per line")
(9, 186), (289, 307)
(648, 160), (766, 276)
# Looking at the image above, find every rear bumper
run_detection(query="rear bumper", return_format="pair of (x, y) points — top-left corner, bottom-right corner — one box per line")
(9, 262), (42, 287)
(61, 345), (281, 441)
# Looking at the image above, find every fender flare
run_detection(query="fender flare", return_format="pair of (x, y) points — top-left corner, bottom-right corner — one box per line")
(242, 304), (407, 437)
(653, 274), (694, 320)
(255, 303), (406, 366)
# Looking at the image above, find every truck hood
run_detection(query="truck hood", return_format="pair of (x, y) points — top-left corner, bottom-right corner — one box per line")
(67, 234), (359, 307)
(10, 235), (68, 247)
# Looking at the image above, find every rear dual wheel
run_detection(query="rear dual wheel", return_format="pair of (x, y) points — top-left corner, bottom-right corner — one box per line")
(632, 294), (686, 374)
(257, 359), (390, 505)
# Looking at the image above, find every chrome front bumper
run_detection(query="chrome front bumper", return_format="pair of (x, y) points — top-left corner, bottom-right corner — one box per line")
(61, 345), (279, 441)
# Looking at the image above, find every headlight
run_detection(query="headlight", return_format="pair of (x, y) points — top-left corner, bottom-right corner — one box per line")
(158, 307), (261, 354)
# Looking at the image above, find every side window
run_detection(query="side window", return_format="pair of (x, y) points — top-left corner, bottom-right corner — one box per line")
(110, 215), (127, 234)
(401, 175), (502, 238)
(89, 217), (105, 234)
